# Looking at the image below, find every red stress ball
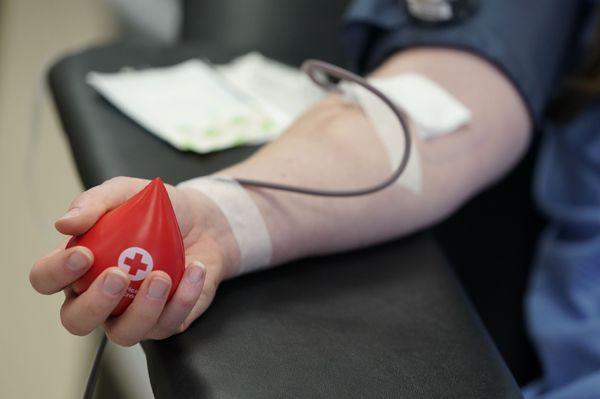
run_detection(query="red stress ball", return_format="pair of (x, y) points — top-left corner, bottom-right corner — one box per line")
(67, 177), (185, 316)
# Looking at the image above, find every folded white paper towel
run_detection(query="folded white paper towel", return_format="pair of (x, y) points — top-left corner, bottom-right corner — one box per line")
(87, 53), (323, 153)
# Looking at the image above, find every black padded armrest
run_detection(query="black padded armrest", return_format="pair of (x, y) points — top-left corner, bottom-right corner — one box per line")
(48, 43), (522, 398)
(142, 235), (522, 399)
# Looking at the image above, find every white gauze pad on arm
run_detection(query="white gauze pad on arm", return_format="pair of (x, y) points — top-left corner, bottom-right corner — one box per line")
(342, 73), (471, 193)
(177, 176), (272, 275)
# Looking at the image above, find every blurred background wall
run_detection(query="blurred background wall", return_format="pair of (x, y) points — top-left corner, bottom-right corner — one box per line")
(0, 0), (187, 396)
(0, 0), (116, 397)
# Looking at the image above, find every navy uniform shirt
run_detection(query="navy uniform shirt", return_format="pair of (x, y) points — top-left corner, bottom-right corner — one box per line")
(342, 1), (600, 398)
(343, 0), (587, 125)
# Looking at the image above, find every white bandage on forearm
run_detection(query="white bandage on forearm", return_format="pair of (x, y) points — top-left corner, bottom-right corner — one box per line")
(370, 73), (471, 140)
(342, 73), (471, 193)
(178, 176), (272, 274)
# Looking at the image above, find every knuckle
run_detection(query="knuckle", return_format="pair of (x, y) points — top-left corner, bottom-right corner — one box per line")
(70, 189), (94, 208)
(101, 176), (134, 205)
(132, 306), (160, 325)
(106, 176), (126, 186)
(176, 293), (198, 309)
(82, 299), (110, 322)
(158, 320), (180, 337)
(60, 309), (88, 336)
(73, 177), (118, 208)
(136, 314), (156, 329)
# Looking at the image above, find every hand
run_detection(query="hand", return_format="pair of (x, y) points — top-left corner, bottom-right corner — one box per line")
(30, 176), (239, 346)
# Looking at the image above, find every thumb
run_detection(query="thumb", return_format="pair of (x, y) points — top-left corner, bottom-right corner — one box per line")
(55, 177), (149, 236)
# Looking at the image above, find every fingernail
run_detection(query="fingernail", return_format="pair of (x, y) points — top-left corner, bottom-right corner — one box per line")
(103, 271), (128, 296)
(148, 277), (169, 299)
(59, 208), (80, 221)
(185, 262), (205, 285)
(65, 249), (91, 272)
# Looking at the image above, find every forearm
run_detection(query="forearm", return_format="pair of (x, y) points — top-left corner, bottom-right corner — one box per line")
(217, 48), (531, 270)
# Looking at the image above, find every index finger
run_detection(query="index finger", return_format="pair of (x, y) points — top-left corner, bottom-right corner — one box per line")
(54, 177), (149, 236)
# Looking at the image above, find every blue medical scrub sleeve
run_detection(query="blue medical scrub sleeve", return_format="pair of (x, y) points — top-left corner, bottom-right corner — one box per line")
(524, 104), (600, 399)
(343, 0), (586, 126)
(343, 2), (600, 398)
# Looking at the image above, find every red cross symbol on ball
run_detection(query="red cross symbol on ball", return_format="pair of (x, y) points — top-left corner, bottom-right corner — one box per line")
(118, 247), (154, 281)
(125, 253), (147, 275)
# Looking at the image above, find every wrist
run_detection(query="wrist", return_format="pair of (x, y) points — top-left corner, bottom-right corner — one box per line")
(178, 186), (241, 280)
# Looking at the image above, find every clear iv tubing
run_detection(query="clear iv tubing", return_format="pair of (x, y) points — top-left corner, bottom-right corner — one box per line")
(233, 59), (412, 196)
(82, 59), (412, 399)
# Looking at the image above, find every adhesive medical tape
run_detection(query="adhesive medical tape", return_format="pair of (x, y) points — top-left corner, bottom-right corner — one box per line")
(177, 175), (272, 274)
(341, 73), (471, 193)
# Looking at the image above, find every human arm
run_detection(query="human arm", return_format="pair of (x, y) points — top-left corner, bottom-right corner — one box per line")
(30, 47), (530, 347)
(217, 47), (531, 269)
